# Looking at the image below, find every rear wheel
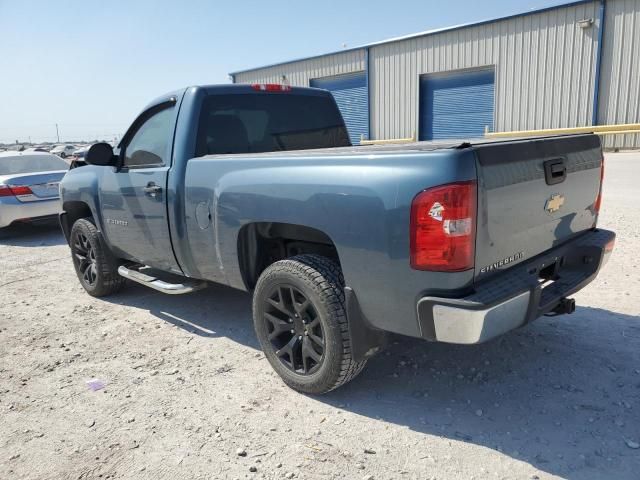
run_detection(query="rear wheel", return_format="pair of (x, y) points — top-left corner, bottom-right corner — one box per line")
(70, 218), (125, 297)
(252, 254), (366, 394)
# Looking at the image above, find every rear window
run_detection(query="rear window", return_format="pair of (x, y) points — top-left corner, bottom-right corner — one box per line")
(195, 93), (350, 157)
(0, 154), (68, 175)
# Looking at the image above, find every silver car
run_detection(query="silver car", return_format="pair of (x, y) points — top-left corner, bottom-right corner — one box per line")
(50, 144), (76, 158)
(0, 152), (68, 228)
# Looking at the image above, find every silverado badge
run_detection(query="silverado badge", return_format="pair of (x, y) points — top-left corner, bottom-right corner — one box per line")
(479, 251), (525, 274)
(545, 194), (565, 214)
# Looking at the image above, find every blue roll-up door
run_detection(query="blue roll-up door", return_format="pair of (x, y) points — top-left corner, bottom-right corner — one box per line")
(419, 69), (495, 141)
(310, 72), (368, 145)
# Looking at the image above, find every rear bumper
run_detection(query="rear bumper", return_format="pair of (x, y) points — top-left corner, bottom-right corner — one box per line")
(417, 229), (615, 344)
(0, 196), (61, 228)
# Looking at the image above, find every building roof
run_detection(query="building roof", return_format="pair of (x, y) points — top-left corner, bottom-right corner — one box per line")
(229, 0), (595, 76)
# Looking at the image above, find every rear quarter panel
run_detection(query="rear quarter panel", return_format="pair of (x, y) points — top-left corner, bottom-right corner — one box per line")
(182, 149), (477, 337)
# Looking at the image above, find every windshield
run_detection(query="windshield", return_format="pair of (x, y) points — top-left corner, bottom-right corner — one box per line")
(195, 92), (350, 156)
(0, 154), (68, 175)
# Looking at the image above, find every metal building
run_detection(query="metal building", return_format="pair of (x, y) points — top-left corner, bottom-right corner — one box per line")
(231, 0), (640, 149)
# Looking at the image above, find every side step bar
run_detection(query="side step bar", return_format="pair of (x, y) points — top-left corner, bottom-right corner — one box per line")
(118, 264), (207, 295)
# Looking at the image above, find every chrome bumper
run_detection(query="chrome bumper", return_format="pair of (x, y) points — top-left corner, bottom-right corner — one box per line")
(417, 229), (615, 344)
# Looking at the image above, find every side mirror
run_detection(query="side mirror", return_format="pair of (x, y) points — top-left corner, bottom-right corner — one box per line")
(85, 142), (117, 166)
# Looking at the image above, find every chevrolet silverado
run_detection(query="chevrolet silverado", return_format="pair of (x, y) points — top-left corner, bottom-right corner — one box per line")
(59, 84), (615, 393)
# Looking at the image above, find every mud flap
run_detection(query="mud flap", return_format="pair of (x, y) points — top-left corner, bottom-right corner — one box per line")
(344, 287), (388, 362)
(59, 211), (71, 243)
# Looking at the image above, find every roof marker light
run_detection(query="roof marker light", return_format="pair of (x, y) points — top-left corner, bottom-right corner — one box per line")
(251, 83), (292, 92)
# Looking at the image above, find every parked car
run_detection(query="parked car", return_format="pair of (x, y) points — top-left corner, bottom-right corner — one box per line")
(69, 145), (90, 169)
(24, 147), (50, 153)
(50, 144), (76, 158)
(72, 145), (89, 157)
(0, 151), (68, 228)
(59, 84), (614, 394)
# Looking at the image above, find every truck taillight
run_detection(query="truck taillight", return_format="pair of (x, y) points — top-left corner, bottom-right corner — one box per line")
(251, 83), (292, 92)
(410, 181), (477, 271)
(0, 185), (33, 197)
(594, 156), (605, 214)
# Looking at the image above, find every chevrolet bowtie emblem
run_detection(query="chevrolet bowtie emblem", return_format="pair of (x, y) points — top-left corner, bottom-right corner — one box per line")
(545, 194), (565, 213)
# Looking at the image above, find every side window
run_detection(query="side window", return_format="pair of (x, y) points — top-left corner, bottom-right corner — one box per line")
(123, 107), (174, 167)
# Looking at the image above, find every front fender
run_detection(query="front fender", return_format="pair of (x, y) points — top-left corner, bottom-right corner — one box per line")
(59, 166), (108, 244)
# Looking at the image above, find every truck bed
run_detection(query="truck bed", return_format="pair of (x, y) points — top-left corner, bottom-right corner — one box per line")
(198, 134), (593, 159)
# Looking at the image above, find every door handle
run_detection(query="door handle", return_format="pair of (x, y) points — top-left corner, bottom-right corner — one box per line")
(143, 182), (162, 196)
(543, 158), (567, 185)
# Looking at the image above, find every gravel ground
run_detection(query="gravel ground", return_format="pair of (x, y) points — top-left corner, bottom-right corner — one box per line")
(1, 152), (639, 480)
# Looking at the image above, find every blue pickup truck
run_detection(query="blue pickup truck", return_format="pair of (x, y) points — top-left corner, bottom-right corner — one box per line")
(59, 84), (615, 394)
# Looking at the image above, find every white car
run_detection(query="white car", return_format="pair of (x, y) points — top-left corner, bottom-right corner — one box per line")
(0, 152), (68, 228)
(50, 144), (76, 158)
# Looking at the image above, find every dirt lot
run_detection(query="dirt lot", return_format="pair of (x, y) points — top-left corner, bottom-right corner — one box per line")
(1, 152), (639, 480)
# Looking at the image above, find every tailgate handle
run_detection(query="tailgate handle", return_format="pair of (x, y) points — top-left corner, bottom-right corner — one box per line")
(544, 158), (567, 185)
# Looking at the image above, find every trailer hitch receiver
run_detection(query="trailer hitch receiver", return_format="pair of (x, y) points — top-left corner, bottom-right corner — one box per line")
(553, 297), (576, 315)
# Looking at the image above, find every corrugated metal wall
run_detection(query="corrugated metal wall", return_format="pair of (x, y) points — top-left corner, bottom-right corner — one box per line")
(599, 0), (640, 149)
(233, 49), (366, 87)
(233, 0), (640, 149)
(369, 1), (600, 139)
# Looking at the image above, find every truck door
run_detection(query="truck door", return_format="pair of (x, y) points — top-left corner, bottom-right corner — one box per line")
(100, 100), (181, 273)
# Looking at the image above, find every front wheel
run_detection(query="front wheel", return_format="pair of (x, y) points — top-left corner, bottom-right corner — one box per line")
(70, 218), (125, 297)
(252, 254), (367, 394)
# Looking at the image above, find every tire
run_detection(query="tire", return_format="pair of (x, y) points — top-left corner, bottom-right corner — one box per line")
(60, 152), (66, 158)
(69, 218), (125, 297)
(253, 254), (367, 394)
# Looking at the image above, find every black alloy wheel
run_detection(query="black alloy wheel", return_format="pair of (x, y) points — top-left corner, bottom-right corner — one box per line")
(263, 284), (325, 375)
(73, 231), (98, 287)
(252, 254), (367, 394)
(69, 218), (125, 297)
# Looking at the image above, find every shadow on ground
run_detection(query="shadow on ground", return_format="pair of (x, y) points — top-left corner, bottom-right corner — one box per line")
(0, 221), (66, 246)
(106, 282), (640, 479)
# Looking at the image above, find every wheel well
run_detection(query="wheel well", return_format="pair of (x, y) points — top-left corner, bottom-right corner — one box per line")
(61, 201), (93, 240)
(237, 222), (340, 290)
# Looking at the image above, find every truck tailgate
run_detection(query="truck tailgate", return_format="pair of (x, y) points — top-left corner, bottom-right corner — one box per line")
(473, 134), (603, 281)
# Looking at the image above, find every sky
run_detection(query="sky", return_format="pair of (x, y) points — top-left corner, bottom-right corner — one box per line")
(1, 0), (575, 144)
